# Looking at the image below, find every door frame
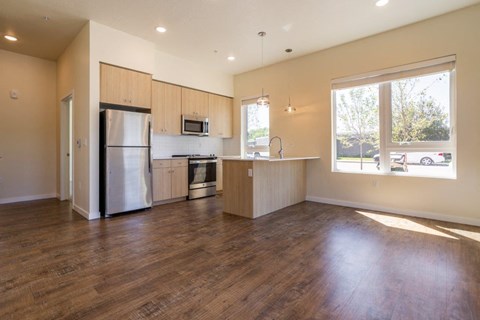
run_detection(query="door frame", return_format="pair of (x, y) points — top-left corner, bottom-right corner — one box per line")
(60, 93), (74, 202)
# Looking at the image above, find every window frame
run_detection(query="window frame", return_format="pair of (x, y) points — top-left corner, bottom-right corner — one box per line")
(241, 97), (270, 157)
(331, 56), (457, 178)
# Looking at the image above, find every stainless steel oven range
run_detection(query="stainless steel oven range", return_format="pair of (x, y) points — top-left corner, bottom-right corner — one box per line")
(172, 154), (217, 199)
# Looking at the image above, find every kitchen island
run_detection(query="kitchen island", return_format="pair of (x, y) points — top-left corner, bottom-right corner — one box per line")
(222, 156), (319, 219)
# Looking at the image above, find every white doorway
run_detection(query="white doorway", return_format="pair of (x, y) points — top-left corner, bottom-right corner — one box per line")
(60, 95), (73, 201)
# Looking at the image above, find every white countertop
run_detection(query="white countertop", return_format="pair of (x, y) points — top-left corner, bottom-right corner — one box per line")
(153, 157), (184, 160)
(221, 156), (320, 162)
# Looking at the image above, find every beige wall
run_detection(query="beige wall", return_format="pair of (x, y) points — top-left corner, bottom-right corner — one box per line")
(228, 5), (480, 225)
(0, 50), (56, 203)
(57, 23), (91, 218)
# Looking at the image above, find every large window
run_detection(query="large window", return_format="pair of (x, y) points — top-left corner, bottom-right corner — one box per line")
(242, 98), (269, 158)
(332, 56), (456, 178)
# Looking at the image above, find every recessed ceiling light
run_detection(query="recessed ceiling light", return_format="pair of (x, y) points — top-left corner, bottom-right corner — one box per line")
(227, 56), (235, 61)
(4, 35), (18, 41)
(376, 0), (389, 6)
(155, 26), (167, 33)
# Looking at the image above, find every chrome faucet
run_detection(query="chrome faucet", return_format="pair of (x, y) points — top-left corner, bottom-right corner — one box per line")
(269, 136), (284, 159)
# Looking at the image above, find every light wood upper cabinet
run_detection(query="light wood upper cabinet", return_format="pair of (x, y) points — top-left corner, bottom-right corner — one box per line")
(152, 81), (182, 135)
(181, 87), (209, 118)
(100, 63), (152, 109)
(208, 94), (233, 138)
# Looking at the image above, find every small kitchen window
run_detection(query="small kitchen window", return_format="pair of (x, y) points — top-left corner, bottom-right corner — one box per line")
(241, 98), (270, 158)
(331, 55), (456, 178)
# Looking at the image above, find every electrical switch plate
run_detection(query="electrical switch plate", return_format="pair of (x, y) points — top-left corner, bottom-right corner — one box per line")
(248, 168), (253, 177)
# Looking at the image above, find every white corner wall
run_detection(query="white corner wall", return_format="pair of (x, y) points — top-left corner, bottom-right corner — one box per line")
(153, 50), (233, 96)
(56, 23), (91, 218)
(229, 5), (480, 226)
(86, 21), (233, 218)
(0, 50), (57, 204)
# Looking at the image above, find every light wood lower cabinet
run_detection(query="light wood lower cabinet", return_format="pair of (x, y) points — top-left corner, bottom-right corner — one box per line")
(152, 159), (188, 202)
(223, 159), (307, 219)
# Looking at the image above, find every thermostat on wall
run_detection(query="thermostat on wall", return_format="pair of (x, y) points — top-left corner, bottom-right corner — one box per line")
(10, 89), (18, 99)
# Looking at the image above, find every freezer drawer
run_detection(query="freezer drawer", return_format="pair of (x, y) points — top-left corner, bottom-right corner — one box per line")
(105, 147), (152, 215)
(105, 109), (150, 147)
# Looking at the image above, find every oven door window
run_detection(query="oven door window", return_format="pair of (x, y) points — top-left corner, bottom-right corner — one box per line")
(189, 162), (216, 185)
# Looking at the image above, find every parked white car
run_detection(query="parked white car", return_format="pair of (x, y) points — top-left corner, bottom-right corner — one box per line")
(373, 152), (449, 166)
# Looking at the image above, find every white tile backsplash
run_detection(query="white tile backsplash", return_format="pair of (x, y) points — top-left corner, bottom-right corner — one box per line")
(152, 134), (223, 158)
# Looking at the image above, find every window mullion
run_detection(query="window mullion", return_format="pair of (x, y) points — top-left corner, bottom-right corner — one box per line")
(331, 92), (338, 171)
(379, 83), (390, 173)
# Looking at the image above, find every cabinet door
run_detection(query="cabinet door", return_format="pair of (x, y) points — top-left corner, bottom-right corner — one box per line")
(153, 160), (172, 201)
(171, 166), (188, 198)
(223, 97), (233, 138)
(216, 163), (223, 191)
(129, 70), (152, 109)
(100, 63), (151, 108)
(100, 64), (124, 105)
(164, 83), (182, 135)
(152, 166), (172, 201)
(152, 81), (166, 134)
(208, 94), (233, 138)
(182, 87), (209, 118)
(171, 159), (188, 198)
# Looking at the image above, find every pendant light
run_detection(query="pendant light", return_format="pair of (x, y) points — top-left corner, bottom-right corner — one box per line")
(257, 31), (270, 107)
(284, 48), (296, 113)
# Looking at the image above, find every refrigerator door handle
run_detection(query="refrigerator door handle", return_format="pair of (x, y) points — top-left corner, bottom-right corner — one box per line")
(148, 120), (152, 173)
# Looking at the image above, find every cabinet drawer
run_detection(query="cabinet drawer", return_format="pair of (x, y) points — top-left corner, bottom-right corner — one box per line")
(171, 159), (188, 167)
(153, 160), (171, 168)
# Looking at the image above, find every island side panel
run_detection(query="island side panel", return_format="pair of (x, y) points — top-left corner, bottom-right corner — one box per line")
(252, 160), (306, 218)
(223, 160), (254, 218)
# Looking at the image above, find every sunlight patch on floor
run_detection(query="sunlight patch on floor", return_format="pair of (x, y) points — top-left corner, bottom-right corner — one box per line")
(356, 210), (458, 239)
(436, 226), (480, 242)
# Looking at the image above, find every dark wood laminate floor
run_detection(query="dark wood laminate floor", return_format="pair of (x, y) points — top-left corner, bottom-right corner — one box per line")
(1, 197), (480, 320)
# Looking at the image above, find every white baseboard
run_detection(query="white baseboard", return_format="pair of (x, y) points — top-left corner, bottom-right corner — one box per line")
(306, 195), (480, 227)
(89, 211), (101, 220)
(72, 204), (101, 220)
(72, 204), (89, 219)
(0, 193), (57, 205)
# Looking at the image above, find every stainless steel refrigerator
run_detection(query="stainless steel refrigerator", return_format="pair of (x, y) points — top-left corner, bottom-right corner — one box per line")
(100, 109), (152, 216)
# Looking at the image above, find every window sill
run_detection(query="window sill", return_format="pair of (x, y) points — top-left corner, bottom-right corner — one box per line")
(332, 169), (457, 180)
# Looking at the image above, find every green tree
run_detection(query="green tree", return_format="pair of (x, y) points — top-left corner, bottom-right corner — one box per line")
(392, 76), (450, 143)
(336, 86), (379, 169)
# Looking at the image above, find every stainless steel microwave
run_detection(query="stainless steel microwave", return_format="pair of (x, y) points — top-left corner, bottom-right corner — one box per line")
(182, 115), (209, 136)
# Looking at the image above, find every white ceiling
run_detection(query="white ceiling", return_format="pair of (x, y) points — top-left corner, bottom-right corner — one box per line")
(1, 0), (479, 75)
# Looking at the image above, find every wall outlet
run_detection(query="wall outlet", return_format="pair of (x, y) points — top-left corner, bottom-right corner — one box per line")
(248, 168), (253, 177)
